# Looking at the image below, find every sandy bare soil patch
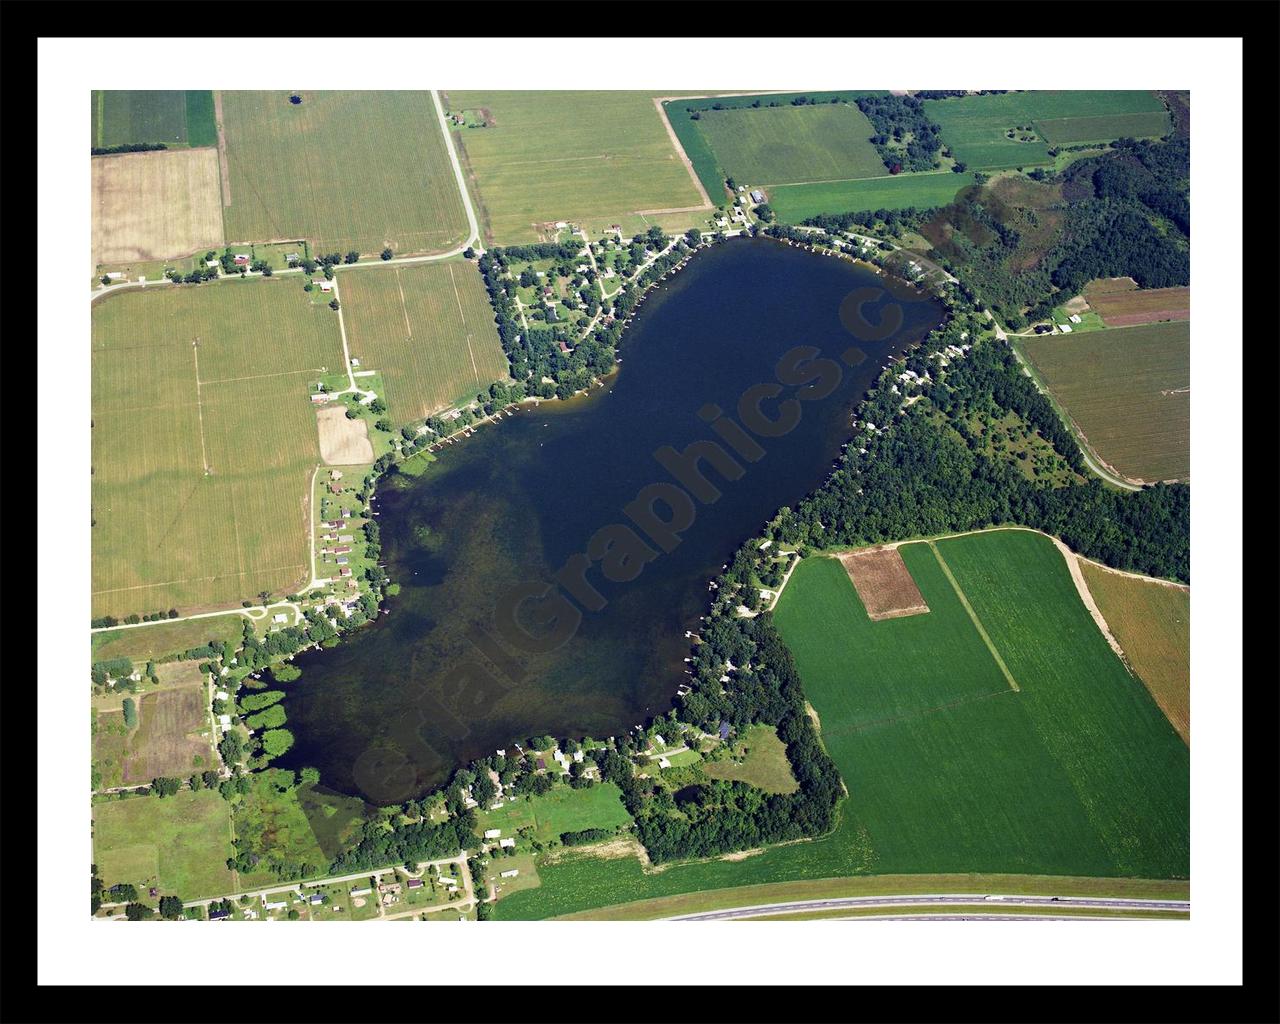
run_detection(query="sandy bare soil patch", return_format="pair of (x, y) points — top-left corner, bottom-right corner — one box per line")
(839, 547), (930, 621)
(92, 148), (225, 266)
(316, 405), (374, 465)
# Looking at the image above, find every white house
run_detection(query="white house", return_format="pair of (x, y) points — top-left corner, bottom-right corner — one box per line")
(273, 613), (288, 624)
(483, 828), (502, 839)
(215, 690), (229, 701)
(218, 714), (232, 728)
(1058, 323), (1073, 334)
(1068, 313), (1082, 323)
(499, 838), (516, 848)
(500, 869), (519, 879)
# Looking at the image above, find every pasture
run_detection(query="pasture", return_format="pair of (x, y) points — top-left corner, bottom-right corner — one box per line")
(92, 148), (225, 266)
(444, 91), (705, 244)
(91, 614), (246, 665)
(700, 725), (798, 794)
(339, 262), (509, 424)
(924, 91), (1169, 170)
(1081, 563), (1190, 744)
(219, 91), (469, 254)
(493, 529), (1188, 919)
(1083, 279), (1190, 327)
(474, 782), (632, 845)
(92, 281), (346, 618)
(93, 789), (236, 899)
(692, 103), (885, 186)
(769, 172), (975, 223)
(1021, 321), (1190, 482)
(92, 90), (217, 149)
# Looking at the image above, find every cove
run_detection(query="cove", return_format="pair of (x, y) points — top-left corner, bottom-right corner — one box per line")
(278, 237), (943, 802)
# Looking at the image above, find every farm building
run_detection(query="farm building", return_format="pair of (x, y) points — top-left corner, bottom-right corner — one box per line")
(273, 613), (288, 624)
(500, 869), (519, 879)
(750, 190), (766, 203)
(1069, 313), (1083, 323)
(483, 828), (502, 839)
(1058, 323), (1073, 334)
(350, 887), (372, 897)
(499, 837), (516, 848)
(407, 878), (424, 889)
(317, 280), (334, 292)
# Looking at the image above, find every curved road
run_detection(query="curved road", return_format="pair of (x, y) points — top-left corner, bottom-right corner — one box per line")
(666, 894), (1190, 921)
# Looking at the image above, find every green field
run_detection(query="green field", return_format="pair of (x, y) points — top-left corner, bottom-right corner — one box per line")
(476, 782), (632, 845)
(445, 91), (705, 244)
(93, 789), (236, 900)
(1021, 321), (1189, 482)
(91, 614), (248, 664)
(924, 91), (1170, 171)
(220, 91), (469, 254)
(92, 90), (217, 150)
(493, 529), (1188, 919)
(339, 261), (509, 425)
(92, 281), (346, 617)
(693, 103), (885, 186)
(769, 171), (977, 223)
(701, 725), (798, 794)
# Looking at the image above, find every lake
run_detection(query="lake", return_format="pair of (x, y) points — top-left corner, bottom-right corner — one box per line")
(278, 236), (943, 802)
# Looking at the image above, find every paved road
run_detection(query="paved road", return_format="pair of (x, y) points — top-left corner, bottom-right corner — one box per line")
(666, 894), (1190, 921)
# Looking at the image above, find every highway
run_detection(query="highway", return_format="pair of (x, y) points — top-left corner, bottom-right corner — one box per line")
(666, 894), (1190, 921)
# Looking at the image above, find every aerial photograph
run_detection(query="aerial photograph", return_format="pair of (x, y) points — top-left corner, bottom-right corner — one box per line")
(79, 82), (1200, 933)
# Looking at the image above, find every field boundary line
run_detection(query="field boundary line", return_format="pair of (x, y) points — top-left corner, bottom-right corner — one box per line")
(448, 263), (481, 383)
(92, 563), (307, 595)
(200, 367), (324, 386)
(927, 541), (1020, 693)
(394, 269), (414, 339)
(652, 96), (714, 209)
(766, 169), (957, 189)
(192, 339), (210, 474)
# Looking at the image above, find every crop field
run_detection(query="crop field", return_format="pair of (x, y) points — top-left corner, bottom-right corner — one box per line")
(93, 789), (236, 899)
(92, 90), (218, 149)
(923, 91), (1169, 171)
(692, 103), (885, 186)
(219, 91), (469, 255)
(1021, 321), (1190, 482)
(837, 546), (929, 620)
(1080, 563), (1190, 744)
(92, 148), (225, 266)
(97, 685), (214, 786)
(493, 529), (1188, 920)
(92, 281), (346, 618)
(445, 91), (705, 244)
(1083, 280), (1190, 327)
(339, 262), (509, 424)
(769, 172), (976, 223)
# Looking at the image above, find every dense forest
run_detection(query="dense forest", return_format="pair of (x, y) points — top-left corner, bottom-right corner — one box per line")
(854, 95), (944, 173)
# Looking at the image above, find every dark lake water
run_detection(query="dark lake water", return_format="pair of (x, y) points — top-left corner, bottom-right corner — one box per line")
(278, 237), (943, 803)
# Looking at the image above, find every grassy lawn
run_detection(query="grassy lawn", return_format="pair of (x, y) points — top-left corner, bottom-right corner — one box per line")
(220, 91), (469, 255)
(701, 724), (798, 794)
(445, 91), (705, 244)
(92, 280), (346, 617)
(1021, 321), (1189, 482)
(494, 529), (1187, 920)
(769, 172), (975, 223)
(475, 782), (632, 845)
(339, 261), (509, 426)
(93, 789), (236, 900)
(693, 103), (885, 186)
(1080, 563), (1190, 744)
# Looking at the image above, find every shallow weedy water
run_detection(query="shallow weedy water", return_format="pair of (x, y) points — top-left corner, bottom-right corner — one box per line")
(278, 236), (942, 802)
